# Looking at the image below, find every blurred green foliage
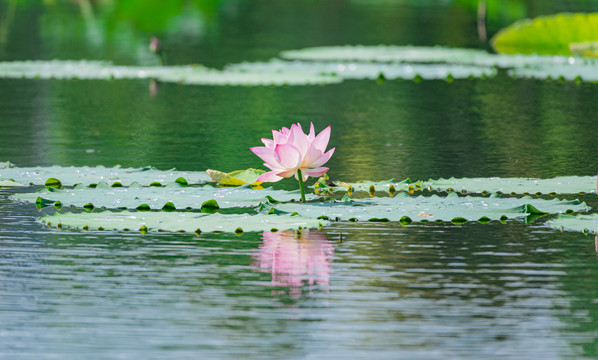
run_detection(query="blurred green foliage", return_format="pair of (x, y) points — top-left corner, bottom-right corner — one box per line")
(0, 0), (227, 63)
(9, 0), (596, 65)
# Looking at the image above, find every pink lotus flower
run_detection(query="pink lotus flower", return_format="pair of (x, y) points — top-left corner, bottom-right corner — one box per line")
(250, 123), (335, 183)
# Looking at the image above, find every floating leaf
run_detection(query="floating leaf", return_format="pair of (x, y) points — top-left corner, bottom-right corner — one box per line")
(509, 63), (598, 82)
(279, 45), (586, 69)
(459, 53), (585, 68)
(280, 45), (488, 63)
(0, 163), (210, 187)
(162, 68), (342, 86)
(0, 180), (27, 188)
(491, 13), (598, 56)
(425, 176), (597, 195)
(11, 183), (315, 210)
(0, 60), (342, 86)
(257, 193), (588, 223)
(227, 59), (497, 81)
(206, 168), (265, 186)
(40, 211), (327, 234)
(547, 214), (598, 233)
(0, 60), (113, 79)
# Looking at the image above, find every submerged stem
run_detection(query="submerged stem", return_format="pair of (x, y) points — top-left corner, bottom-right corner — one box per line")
(297, 169), (306, 202)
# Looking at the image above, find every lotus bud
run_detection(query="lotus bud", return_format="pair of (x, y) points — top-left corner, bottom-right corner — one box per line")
(149, 36), (162, 54)
(149, 36), (166, 65)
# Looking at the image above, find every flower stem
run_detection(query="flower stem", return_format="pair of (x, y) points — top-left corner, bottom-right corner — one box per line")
(297, 169), (306, 202)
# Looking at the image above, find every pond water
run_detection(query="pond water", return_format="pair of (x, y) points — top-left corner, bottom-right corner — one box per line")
(2, 1), (598, 359)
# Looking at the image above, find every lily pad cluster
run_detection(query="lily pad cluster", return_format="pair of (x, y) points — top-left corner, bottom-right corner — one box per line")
(274, 44), (598, 84)
(2, 162), (594, 235)
(2, 12), (598, 86)
(265, 13), (598, 84)
(257, 192), (587, 224)
(227, 58), (497, 81)
(39, 212), (323, 234)
(0, 60), (341, 86)
(0, 161), (211, 187)
(0, 162), (328, 234)
(315, 175), (597, 196)
(3, 28), (598, 86)
(424, 176), (597, 195)
(12, 182), (315, 210)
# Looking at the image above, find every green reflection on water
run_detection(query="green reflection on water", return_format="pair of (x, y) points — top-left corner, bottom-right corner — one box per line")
(2, 74), (598, 181)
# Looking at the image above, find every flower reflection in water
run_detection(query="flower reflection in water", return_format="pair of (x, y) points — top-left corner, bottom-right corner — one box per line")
(252, 229), (334, 297)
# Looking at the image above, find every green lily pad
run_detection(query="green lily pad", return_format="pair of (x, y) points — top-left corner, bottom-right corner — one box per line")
(425, 176), (597, 195)
(280, 45), (488, 63)
(491, 13), (598, 56)
(164, 69), (342, 86)
(40, 211), (327, 234)
(546, 214), (598, 234)
(227, 59), (497, 81)
(0, 163), (211, 187)
(509, 63), (598, 82)
(11, 183), (315, 210)
(278, 45), (586, 69)
(0, 60), (342, 86)
(460, 53), (584, 68)
(0, 180), (28, 188)
(206, 168), (265, 186)
(257, 193), (588, 223)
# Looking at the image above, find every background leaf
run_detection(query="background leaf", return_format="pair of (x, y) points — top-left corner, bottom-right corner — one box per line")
(278, 45), (582, 69)
(0, 61), (343, 86)
(227, 59), (497, 81)
(509, 63), (598, 82)
(491, 13), (598, 55)
(280, 45), (488, 63)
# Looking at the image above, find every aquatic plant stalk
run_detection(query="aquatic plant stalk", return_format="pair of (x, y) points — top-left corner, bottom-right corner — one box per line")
(297, 169), (306, 202)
